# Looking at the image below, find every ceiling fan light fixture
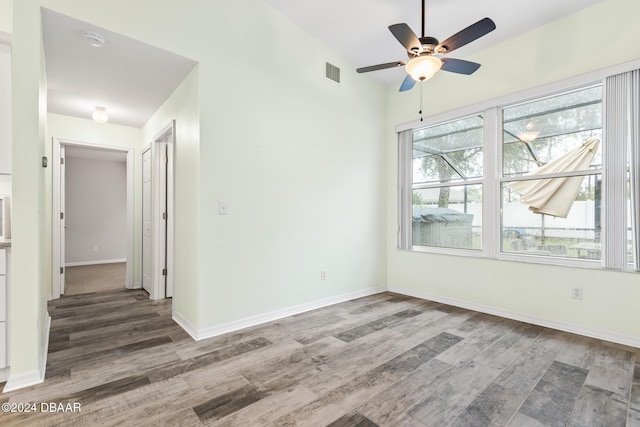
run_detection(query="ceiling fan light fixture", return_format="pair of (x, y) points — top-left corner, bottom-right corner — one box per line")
(92, 106), (109, 124)
(406, 55), (442, 82)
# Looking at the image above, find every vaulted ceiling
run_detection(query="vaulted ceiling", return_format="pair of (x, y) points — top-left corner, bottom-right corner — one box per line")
(41, 1), (601, 127)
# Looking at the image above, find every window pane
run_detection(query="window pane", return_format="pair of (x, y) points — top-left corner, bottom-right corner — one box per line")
(501, 175), (601, 259)
(413, 184), (482, 250)
(503, 86), (602, 176)
(413, 115), (483, 184)
(413, 149), (483, 184)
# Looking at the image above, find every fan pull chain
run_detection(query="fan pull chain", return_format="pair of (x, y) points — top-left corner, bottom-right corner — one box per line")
(419, 80), (424, 121)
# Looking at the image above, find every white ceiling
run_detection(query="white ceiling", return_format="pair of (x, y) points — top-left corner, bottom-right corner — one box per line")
(41, 8), (197, 128)
(264, 0), (601, 87)
(41, 1), (600, 128)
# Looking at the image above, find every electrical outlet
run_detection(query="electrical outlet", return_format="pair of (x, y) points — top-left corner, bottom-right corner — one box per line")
(92, 245), (98, 252)
(218, 201), (229, 215)
(571, 287), (583, 300)
(320, 270), (327, 281)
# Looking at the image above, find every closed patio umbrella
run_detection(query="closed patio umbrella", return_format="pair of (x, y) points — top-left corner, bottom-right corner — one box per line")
(507, 139), (600, 218)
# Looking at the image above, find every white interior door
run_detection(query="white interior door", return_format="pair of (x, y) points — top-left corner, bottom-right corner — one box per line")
(142, 122), (175, 300)
(142, 147), (152, 294)
(60, 145), (66, 295)
(158, 142), (169, 298)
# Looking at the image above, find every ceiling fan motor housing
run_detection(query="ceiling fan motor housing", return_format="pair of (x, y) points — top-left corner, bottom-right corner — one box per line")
(413, 36), (439, 54)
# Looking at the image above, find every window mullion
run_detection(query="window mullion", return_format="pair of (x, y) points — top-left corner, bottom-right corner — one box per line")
(398, 130), (413, 250)
(483, 106), (499, 258)
(413, 178), (483, 190)
(498, 169), (603, 183)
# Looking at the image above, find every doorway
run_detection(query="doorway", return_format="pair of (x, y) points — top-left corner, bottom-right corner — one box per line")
(52, 139), (134, 299)
(141, 121), (175, 300)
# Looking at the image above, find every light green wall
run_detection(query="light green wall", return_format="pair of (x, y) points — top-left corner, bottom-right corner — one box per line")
(386, 0), (640, 342)
(194, 2), (387, 327)
(141, 67), (200, 327)
(10, 0), (46, 374)
(0, 0), (11, 34)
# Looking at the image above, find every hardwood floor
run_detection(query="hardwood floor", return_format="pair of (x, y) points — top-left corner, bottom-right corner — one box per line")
(1, 289), (639, 426)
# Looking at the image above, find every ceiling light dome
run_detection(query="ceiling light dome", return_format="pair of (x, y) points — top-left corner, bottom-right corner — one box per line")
(406, 55), (442, 82)
(92, 106), (109, 124)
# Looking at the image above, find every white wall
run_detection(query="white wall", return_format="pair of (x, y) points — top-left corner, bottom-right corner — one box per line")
(9, 0), (48, 380)
(0, 0), (11, 34)
(385, 0), (640, 345)
(105, 1), (389, 331)
(0, 175), (9, 197)
(0, 40), (10, 175)
(0, 36), (10, 198)
(195, 2), (388, 330)
(142, 66), (200, 326)
(65, 156), (126, 264)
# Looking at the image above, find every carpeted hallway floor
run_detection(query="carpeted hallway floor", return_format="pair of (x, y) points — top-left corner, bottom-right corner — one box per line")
(64, 262), (126, 295)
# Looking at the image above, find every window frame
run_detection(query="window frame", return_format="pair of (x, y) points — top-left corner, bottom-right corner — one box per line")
(397, 58), (640, 270)
(496, 85), (604, 267)
(411, 114), (485, 252)
(399, 113), (489, 258)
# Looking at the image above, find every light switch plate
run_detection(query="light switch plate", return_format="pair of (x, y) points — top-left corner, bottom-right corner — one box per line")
(218, 201), (229, 215)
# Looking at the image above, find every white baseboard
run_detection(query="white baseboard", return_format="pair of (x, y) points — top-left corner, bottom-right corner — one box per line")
(388, 286), (640, 349)
(40, 313), (51, 381)
(3, 313), (51, 393)
(176, 287), (386, 342)
(2, 370), (42, 393)
(65, 259), (126, 267)
(172, 311), (199, 341)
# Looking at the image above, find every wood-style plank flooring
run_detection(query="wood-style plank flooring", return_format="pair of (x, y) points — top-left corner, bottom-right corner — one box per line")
(1, 289), (639, 426)
(64, 263), (126, 295)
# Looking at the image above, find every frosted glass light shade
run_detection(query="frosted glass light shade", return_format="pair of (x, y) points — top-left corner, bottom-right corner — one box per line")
(92, 106), (109, 124)
(406, 56), (442, 81)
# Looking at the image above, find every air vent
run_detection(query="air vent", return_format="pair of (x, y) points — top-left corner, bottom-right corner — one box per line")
(325, 62), (340, 83)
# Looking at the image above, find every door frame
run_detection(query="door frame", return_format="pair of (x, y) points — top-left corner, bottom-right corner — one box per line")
(141, 144), (153, 296)
(142, 121), (175, 300)
(52, 138), (134, 299)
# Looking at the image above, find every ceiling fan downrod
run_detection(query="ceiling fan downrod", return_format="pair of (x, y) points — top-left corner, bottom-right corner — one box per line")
(421, 0), (425, 38)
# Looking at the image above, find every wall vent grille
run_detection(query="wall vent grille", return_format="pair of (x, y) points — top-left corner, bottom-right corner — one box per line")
(325, 62), (340, 83)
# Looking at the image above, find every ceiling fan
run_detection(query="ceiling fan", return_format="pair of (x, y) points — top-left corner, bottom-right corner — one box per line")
(357, 0), (496, 92)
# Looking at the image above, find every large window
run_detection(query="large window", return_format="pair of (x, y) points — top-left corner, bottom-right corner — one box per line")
(398, 71), (638, 270)
(412, 115), (483, 250)
(501, 86), (603, 260)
